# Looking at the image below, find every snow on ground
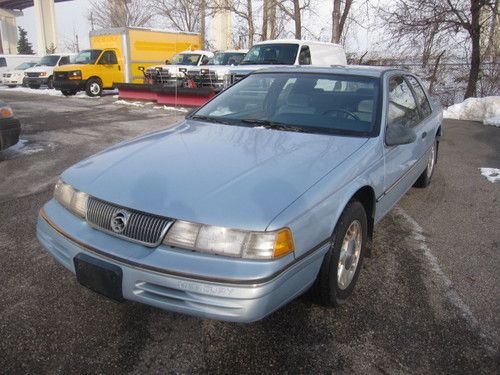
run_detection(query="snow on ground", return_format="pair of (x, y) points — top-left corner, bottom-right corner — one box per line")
(114, 99), (188, 113)
(0, 86), (117, 98)
(2, 139), (55, 157)
(480, 168), (500, 183)
(444, 96), (500, 127)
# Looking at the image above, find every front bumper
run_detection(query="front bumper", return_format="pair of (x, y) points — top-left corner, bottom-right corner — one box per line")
(36, 200), (328, 322)
(53, 79), (86, 91)
(3, 76), (23, 85)
(24, 77), (49, 86)
(0, 118), (21, 150)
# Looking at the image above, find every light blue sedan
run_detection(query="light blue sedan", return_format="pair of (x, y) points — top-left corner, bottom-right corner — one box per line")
(37, 66), (442, 322)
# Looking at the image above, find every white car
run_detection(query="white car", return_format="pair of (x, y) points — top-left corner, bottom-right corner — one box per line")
(23, 54), (75, 89)
(144, 50), (214, 85)
(226, 39), (347, 87)
(2, 61), (38, 87)
(0, 54), (42, 83)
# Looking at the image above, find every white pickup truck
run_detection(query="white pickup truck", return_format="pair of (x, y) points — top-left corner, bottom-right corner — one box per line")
(144, 50), (214, 86)
(225, 40), (347, 87)
(186, 49), (248, 91)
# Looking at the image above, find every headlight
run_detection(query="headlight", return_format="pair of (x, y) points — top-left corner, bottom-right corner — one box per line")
(223, 73), (232, 88)
(40, 72), (47, 77)
(68, 70), (82, 80)
(0, 106), (13, 118)
(163, 220), (294, 259)
(54, 180), (89, 218)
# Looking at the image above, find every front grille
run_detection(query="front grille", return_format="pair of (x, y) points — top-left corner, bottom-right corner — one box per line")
(26, 72), (40, 78)
(187, 70), (220, 89)
(5, 74), (11, 78)
(55, 72), (67, 80)
(86, 197), (172, 247)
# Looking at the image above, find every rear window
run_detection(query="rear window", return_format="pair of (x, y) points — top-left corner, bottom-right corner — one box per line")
(194, 72), (381, 137)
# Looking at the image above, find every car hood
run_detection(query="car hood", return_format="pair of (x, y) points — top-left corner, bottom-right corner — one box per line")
(229, 65), (294, 75)
(62, 121), (368, 230)
(55, 64), (88, 72)
(25, 66), (54, 73)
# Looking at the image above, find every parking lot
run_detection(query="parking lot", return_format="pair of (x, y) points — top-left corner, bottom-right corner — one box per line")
(1, 89), (499, 374)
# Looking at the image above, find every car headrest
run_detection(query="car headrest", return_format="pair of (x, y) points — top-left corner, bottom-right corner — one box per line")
(358, 100), (373, 113)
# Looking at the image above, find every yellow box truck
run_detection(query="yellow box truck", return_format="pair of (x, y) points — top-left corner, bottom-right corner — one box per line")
(53, 27), (202, 96)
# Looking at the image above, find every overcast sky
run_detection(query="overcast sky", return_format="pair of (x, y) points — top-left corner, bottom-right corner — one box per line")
(16, 0), (380, 54)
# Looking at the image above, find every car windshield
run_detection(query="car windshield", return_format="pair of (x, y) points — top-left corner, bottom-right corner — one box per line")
(209, 52), (245, 66)
(192, 72), (380, 137)
(15, 62), (37, 70)
(38, 55), (60, 66)
(170, 53), (201, 66)
(240, 44), (299, 65)
(74, 50), (102, 64)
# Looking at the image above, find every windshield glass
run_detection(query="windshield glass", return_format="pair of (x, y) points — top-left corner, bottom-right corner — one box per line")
(209, 52), (245, 66)
(15, 62), (37, 70)
(193, 73), (380, 137)
(170, 53), (201, 66)
(74, 49), (102, 64)
(38, 55), (60, 66)
(240, 44), (299, 65)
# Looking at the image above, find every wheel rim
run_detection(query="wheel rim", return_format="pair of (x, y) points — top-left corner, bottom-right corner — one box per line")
(90, 82), (100, 95)
(337, 220), (362, 290)
(427, 143), (436, 178)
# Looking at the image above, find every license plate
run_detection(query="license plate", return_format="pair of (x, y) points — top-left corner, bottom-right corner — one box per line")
(74, 253), (123, 302)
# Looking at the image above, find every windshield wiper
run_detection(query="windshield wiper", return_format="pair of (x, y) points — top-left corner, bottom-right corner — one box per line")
(240, 119), (308, 133)
(190, 115), (234, 125)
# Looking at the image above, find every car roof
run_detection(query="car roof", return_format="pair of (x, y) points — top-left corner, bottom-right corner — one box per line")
(250, 65), (406, 78)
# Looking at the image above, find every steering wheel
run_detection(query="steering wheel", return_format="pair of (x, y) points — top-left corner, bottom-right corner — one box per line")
(322, 109), (360, 121)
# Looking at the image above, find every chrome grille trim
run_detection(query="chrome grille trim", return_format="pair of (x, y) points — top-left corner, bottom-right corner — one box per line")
(86, 197), (173, 247)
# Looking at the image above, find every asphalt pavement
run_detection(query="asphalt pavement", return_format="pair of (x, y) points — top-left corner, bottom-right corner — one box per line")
(0, 89), (498, 374)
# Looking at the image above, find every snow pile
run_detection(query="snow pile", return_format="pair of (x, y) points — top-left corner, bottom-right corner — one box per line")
(444, 96), (500, 126)
(114, 99), (145, 107)
(480, 168), (500, 183)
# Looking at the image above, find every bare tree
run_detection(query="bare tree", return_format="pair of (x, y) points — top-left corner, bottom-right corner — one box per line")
(381, 0), (496, 98)
(154, 0), (202, 33)
(275, 0), (311, 39)
(88, 0), (155, 28)
(262, 0), (278, 40)
(331, 0), (354, 43)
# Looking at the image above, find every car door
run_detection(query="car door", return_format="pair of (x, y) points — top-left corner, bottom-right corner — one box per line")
(377, 74), (424, 220)
(98, 50), (121, 88)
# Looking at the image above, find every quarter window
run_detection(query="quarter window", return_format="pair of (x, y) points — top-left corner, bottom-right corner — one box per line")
(0, 58), (6, 67)
(99, 51), (118, 64)
(387, 76), (420, 128)
(59, 56), (70, 65)
(298, 46), (311, 65)
(406, 76), (432, 118)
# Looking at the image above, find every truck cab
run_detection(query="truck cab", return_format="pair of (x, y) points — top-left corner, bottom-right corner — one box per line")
(53, 49), (123, 96)
(23, 54), (74, 89)
(144, 50), (214, 86)
(226, 40), (347, 87)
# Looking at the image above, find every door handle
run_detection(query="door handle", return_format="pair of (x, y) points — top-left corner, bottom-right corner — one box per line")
(118, 65), (121, 71)
(422, 131), (427, 139)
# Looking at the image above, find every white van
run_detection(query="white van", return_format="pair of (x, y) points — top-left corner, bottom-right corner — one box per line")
(0, 54), (41, 84)
(226, 40), (347, 86)
(23, 54), (76, 89)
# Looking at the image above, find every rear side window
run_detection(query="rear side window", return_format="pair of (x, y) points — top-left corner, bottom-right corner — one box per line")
(387, 76), (420, 128)
(59, 56), (70, 65)
(298, 46), (311, 65)
(406, 76), (432, 118)
(0, 58), (6, 67)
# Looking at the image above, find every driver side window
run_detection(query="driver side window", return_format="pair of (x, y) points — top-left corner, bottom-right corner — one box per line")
(99, 51), (117, 65)
(387, 76), (420, 128)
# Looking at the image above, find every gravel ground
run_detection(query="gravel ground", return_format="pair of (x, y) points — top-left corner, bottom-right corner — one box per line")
(0, 89), (498, 374)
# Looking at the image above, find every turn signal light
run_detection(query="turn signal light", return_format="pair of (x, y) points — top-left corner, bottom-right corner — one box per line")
(0, 107), (13, 118)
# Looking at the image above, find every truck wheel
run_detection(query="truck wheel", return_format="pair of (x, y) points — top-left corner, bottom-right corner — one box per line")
(85, 78), (103, 97)
(414, 140), (437, 188)
(62, 90), (78, 96)
(7, 85), (17, 88)
(313, 200), (367, 306)
(47, 76), (54, 89)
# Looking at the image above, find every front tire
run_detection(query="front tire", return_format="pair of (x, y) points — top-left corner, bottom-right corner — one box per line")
(313, 200), (367, 306)
(85, 78), (103, 97)
(414, 140), (437, 188)
(47, 76), (54, 89)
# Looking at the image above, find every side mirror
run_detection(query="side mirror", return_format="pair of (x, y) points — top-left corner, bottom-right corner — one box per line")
(385, 124), (417, 146)
(138, 66), (145, 71)
(165, 59), (170, 65)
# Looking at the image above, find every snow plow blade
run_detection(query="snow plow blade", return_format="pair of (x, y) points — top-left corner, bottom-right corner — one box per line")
(116, 84), (217, 107)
